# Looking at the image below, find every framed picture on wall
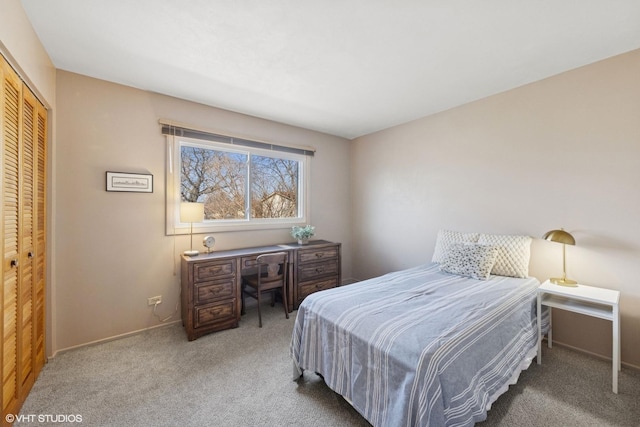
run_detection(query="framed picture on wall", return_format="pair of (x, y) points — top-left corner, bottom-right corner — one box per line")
(106, 171), (153, 193)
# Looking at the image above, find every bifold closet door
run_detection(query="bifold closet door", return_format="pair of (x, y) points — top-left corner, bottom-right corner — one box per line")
(1, 54), (47, 423)
(25, 84), (46, 380)
(19, 84), (47, 398)
(32, 87), (46, 379)
(1, 54), (23, 419)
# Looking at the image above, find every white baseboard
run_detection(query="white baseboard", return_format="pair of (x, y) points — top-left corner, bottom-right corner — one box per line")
(543, 338), (640, 371)
(49, 320), (182, 359)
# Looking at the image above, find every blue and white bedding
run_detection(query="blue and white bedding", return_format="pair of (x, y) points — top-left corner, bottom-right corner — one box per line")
(290, 263), (543, 427)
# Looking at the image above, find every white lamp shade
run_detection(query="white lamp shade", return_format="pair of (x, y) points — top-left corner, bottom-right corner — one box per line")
(180, 202), (204, 223)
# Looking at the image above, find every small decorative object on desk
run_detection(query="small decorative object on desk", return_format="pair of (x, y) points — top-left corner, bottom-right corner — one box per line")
(203, 235), (216, 253)
(291, 225), (315, 245)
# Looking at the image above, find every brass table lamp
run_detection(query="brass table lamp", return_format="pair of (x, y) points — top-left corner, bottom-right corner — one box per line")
(542, 228), (577, 286)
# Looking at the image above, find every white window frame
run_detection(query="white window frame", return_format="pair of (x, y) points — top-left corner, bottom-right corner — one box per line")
(166, 135), (311, 235)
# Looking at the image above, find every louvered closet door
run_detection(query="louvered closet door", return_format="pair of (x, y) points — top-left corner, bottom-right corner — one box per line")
(1, 55), (47, 423)
(33, 94), (46, 374)
(1, 56), (22, 418)
(19, 87), (38, 397)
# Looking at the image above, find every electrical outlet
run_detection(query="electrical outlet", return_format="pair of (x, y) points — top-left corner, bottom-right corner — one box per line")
(147, 295), (162, 306)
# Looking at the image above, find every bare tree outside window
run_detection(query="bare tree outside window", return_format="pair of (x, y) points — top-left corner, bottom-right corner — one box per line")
(251, 155), (298, 218)
(180, 144), (300, 221)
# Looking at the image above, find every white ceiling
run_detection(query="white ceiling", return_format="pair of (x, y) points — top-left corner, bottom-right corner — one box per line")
(21, 0), (640, 139)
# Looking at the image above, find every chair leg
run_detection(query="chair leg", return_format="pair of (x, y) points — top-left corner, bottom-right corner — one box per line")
(282, 285), (289, 319)
(257, 287), (263, 328)
(241, 282), (246, 315)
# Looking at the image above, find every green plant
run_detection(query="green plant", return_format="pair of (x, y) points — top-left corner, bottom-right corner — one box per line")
(291, 225), (315, 240)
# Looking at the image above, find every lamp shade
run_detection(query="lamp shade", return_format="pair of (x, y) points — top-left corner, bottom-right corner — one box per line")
(542, 229), (575, 245)
(180, 202), (204, 223)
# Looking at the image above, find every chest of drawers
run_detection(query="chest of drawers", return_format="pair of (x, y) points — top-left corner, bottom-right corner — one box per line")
(181, 256), (240, 341)
(294, 242), (341, 309)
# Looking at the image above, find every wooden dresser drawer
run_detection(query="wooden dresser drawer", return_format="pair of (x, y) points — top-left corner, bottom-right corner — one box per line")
(297, 259), (339, 281)
(240, 255), (259, 269)
(195, 279), (235, 305)
(297, 277), (339, 302)
(193, 259), (235, 282)
(297, 247), (338, 264)
(194, 299), (237, 329)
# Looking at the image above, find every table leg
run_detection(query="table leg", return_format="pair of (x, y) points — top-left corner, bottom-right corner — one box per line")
(613, 304), (619, 393)
(537, 293), (542, 364)
(548, 307), (553, 348)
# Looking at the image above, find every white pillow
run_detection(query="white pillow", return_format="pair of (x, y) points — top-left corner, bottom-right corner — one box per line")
(431, 229), (479, 263)
(439, 242), (499, 280)
(477, 233), (532, 278)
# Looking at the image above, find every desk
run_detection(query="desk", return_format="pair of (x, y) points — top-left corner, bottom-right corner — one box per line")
(181, 240), (341, 340)
(537, 280), (620, 393)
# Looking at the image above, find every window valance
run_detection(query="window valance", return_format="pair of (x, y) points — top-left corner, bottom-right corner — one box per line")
(160, 120), (315, 156)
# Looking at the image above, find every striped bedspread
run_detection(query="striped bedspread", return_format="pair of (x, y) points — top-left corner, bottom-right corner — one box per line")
(290, 263), (542, 427)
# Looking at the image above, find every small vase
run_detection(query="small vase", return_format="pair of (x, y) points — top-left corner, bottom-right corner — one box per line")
(298, 238), (309, 245)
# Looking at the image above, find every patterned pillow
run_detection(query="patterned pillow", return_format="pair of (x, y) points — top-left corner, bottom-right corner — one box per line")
(477, 234), (532, 278)
(431, 229), (480, 263)
(439, 242), (499, 280)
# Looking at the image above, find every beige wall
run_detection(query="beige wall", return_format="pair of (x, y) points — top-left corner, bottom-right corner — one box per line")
(351, 49), (640, 367)
(54, 71), (351, 352)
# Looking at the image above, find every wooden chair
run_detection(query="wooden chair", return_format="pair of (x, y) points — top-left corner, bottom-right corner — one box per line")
(241, 252), (289, 327)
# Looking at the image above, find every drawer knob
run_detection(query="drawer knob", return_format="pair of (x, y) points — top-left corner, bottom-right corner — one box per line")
(315, 253), (324, 258)
(10, 259), (18, 268)
(315, 267), (325, 273)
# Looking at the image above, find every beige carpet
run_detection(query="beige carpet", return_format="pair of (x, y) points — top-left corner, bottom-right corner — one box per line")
(16, 304), (640, 426)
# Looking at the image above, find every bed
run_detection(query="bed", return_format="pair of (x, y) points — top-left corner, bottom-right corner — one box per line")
(290, 231), (547, 427)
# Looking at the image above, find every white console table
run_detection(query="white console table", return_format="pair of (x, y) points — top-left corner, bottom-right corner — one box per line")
(537, 280), (620, 393)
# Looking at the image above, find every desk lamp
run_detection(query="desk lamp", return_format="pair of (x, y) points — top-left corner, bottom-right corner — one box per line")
(180, 202), (204, 256)
(542, 228), (577, 286)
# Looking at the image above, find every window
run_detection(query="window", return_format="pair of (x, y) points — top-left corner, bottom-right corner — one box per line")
(166, 131), (310, 234)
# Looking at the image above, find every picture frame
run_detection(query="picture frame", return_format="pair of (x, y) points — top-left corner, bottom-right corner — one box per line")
(106, 171), (153, 193)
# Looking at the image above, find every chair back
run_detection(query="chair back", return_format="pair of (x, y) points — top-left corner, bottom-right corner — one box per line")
(256, 252), (288, 284)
